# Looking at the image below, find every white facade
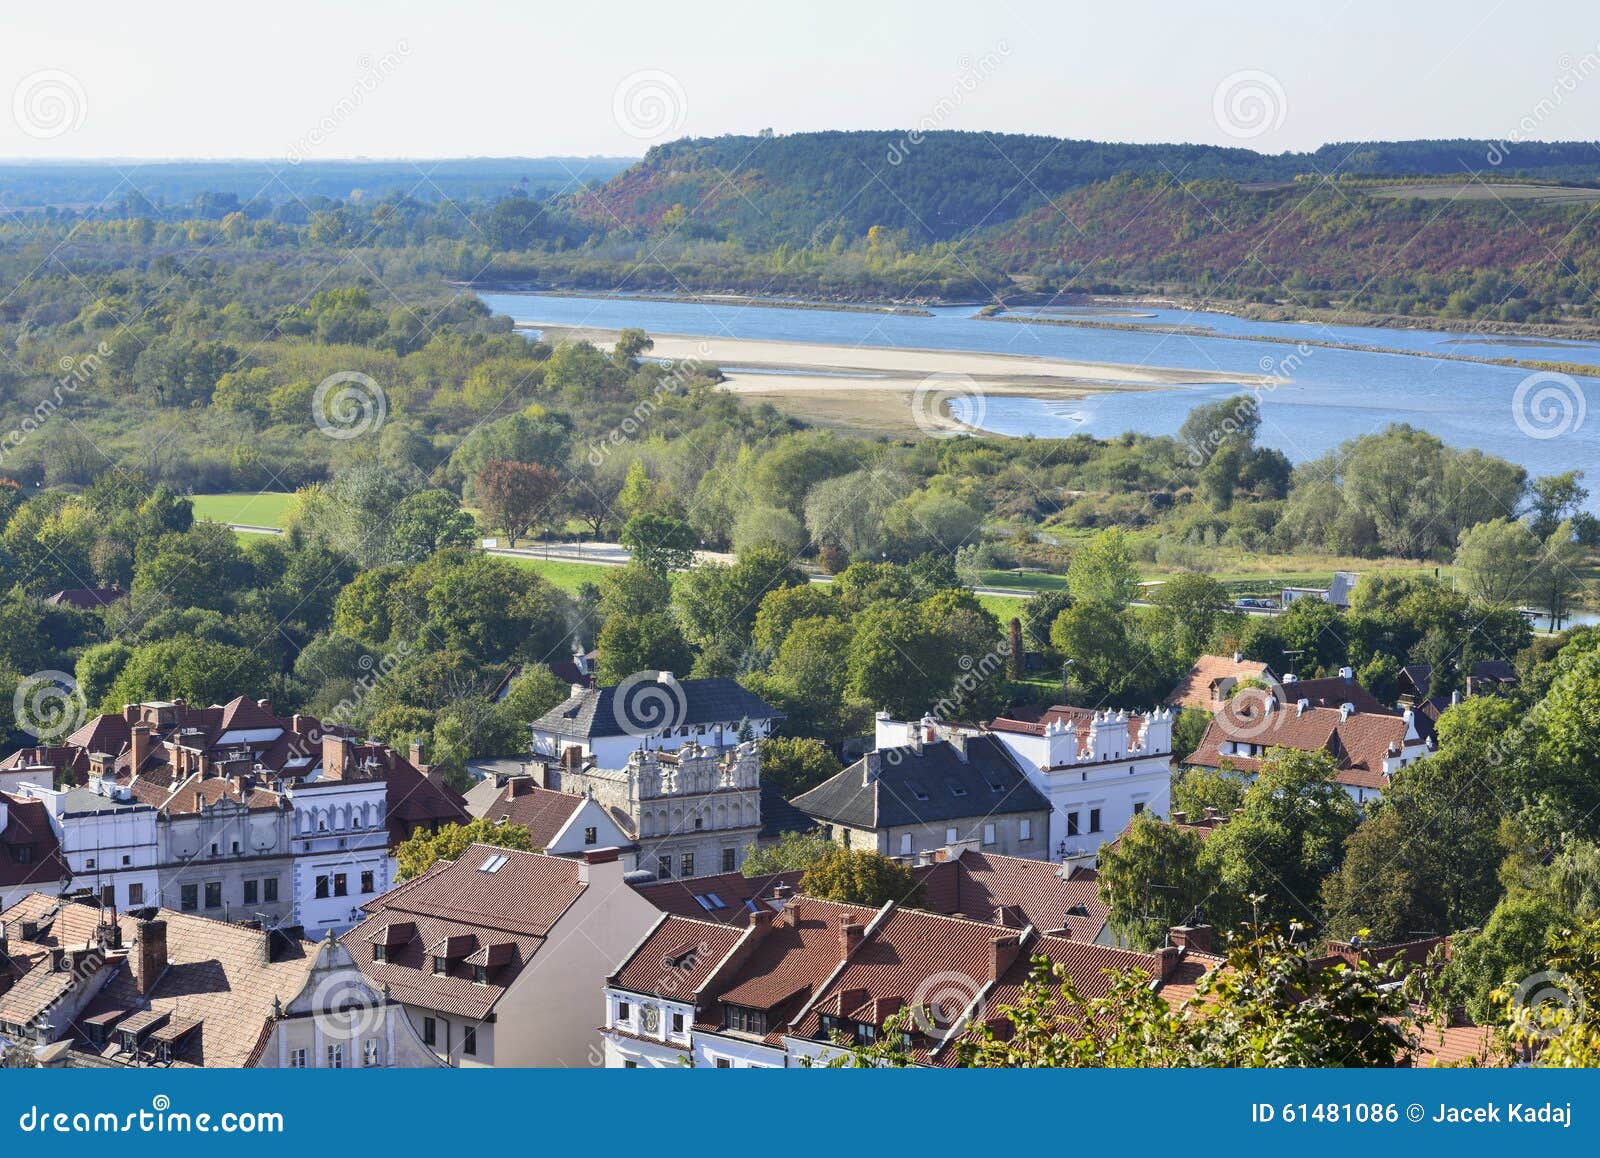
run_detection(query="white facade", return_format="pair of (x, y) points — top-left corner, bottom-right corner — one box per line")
(286, 778), (393, 935)
(19, 779), (160, 910)
(541, 795), (635, 858)
(877, 710), (1175, 859)
(601, 987), (696, 1067)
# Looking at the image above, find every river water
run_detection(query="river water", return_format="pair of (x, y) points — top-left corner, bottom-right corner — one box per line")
(478, 292), (1600, 496)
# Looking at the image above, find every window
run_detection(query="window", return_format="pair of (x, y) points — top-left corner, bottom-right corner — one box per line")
(671, 1012), (684, 1034)
(680, 852), (694, 878)
(128, 882), (144, 905)
(1066, 811), (1080, 837)
(85, 858), (95, 869)
(724, 1005), (767, 1036)
(362, 1040), (381, 1067)
(204, 881), (222, 909)
(1133, 802), (1145, 815)
(623, 1059), (638, 1068)
(714, 1058), (731, 1068)
(432, 956), (447, 976)
(422, 1017), (437, 1045)
(1089, 808), (1102, 834)
(13, 846), (32, 864)
(473, 965), (488, 985)
(584, 826), (598, 845)
(693, 817), (703, 830)
(899, 833), (913, 856)
(231, 841), (240, 854)
(327, 1044), (344, 1069)
(243, 879), (258, 905)
(617, 1001), (631, 1023)
(945, 827), (958, 843)
(373, 944), (387, 963)
(982, 823), (996, 846)
(361, 871), (375, 894)
(722, 848), (737, 872)
(210, 843), (218, 857)
(121, 854), (130, 866)
(264, 878), (279, 902)
(462, 1026), (477, 1056)
(333, 873), (348, 897)
(1019, 819), (1032, 841)
(315, 875), (330, 899)
(180, 884), (198, 912)
(657, 855), (671, 880)
(289, 1048), (307, 1069)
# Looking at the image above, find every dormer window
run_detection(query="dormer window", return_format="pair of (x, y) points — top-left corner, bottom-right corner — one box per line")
(373, 944), (387, 963)
(432, 956), (447, 976)
(474, 965), (488, 985)
(724, 1005), (767, 1036)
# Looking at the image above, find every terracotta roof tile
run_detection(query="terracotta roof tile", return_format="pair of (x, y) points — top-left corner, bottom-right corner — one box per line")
(483, 783), (584, 848)
(610, 915), (743, 999)
(1164, 655), (1273, 712)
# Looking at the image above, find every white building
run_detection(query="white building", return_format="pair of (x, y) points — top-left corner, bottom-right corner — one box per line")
(16, 778), (160, 910)
(286, 734), (394, 936)
(532, 675), (781, 769)
(876, 706), (1175, 860)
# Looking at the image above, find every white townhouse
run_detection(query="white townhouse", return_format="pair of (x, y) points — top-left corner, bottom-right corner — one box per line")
(875, 707), (1175, 860)
(16, 778), (161, 911)
(532, 675), (781, 769)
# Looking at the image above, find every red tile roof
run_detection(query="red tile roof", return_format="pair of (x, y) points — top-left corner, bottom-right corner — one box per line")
(342, 844), (587, 1020)
(483, 783), (584, 849)
(632, 869), (805, 925)
(610, 914), (743, 1000)
(1164, 655), (1274, 712)
(916, 850), (1108, 941)
(0, 794), (68, 891)
(1185, 700), (1413, 790)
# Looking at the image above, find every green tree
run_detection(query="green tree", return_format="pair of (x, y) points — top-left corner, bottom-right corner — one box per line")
(596, 612), (694, 684)
(1097, 814), (1218, 949)
(395, 817), (535, 881)
(759, 736), (842, 799)
(801, 847), (921, 907)
(1454, 517), (1540, 607)
(742, 828), (834, 876)
(620, 511), (698, 574)
(1066, 528), (1140, 609)
(1199, 747), (1360, 931)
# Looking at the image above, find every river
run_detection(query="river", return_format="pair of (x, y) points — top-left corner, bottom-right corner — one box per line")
(478, 291), (1600, 503)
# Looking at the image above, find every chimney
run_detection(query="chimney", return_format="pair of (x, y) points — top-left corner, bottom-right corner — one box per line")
(990, 933), (1022, 981)
(839, 920), (864, 961)
(772, 883), (793, 902)
(748, 907), (775, 931)
(133, 919), (168, 996)
(1339, 702), (1355, 720)
(506, 776), (532, 799)
(1154, 944), (1181, 979)
(409, 739), (425, 768)
(1339, 666), (1354, 681)
(1168, 924), (1213, 953)
(322, 732), (353, 780)
(256, 697), (273, 715)
(130, 724), (151, 774)
(1232, 651), (1243, 664)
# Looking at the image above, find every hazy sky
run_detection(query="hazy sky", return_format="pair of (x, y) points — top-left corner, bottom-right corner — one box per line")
(3, 0), (1599, 158)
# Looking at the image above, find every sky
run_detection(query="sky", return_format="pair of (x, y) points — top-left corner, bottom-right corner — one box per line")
(3, 0), (1599, 159)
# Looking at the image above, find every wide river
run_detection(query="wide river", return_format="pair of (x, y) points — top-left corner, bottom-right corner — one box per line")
(479, 291), (1600, 496)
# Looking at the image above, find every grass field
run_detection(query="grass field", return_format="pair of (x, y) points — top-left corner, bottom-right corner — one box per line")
(191, 492), (295, 528)
(1368, 181), (1600, 203)
(499, 556), (612, 592)
(977, 593), (1028, 621)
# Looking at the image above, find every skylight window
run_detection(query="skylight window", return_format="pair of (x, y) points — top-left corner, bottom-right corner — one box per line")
(948, 783), (968, 797)
(693, 893), (728, 911)
(479, 854), (510, 873)
(909, 784), (930, 802)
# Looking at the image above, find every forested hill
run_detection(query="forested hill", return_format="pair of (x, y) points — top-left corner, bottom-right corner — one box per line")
(569, 132), (1600, 246)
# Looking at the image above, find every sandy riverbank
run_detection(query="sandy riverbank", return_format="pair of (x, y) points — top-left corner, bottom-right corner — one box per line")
(525, 324), (1268, 434)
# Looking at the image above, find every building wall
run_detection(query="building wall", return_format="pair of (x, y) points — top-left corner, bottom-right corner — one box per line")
(158, 802), (295, 924)
(602, 987), (694, 1067)
(486, 857), (663, 1067)
(23, 785), (161, 910)
(821, 812), (1049, 862)
(261, 940), (441, 1069)
(287, 780), (392, 935)
(692, 1030), (788, 1068)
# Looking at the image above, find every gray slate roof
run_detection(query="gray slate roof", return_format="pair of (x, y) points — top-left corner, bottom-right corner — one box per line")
(790, 736), (1049, 831)
(532, 677), (780, 741)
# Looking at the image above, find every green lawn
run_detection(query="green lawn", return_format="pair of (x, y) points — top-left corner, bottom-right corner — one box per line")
(977, 593), (1028, 622)
(191, 492), (295, 528)
(499, 556), (613, 592)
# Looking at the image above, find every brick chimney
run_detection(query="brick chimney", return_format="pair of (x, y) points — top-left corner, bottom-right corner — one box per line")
(1153, 944), (1181, 979)
(839, 920), (864, 961)
(506, 777), (532, 800)
(133, 919), (168, 996)
(409, 739), (426, 768)
(1168, 924), (1213, 953)
(990, 932), (1021, 981)
(129, 724), (151, 774)
(748, 907), (775, 931)
(322, 732), (352, 780)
